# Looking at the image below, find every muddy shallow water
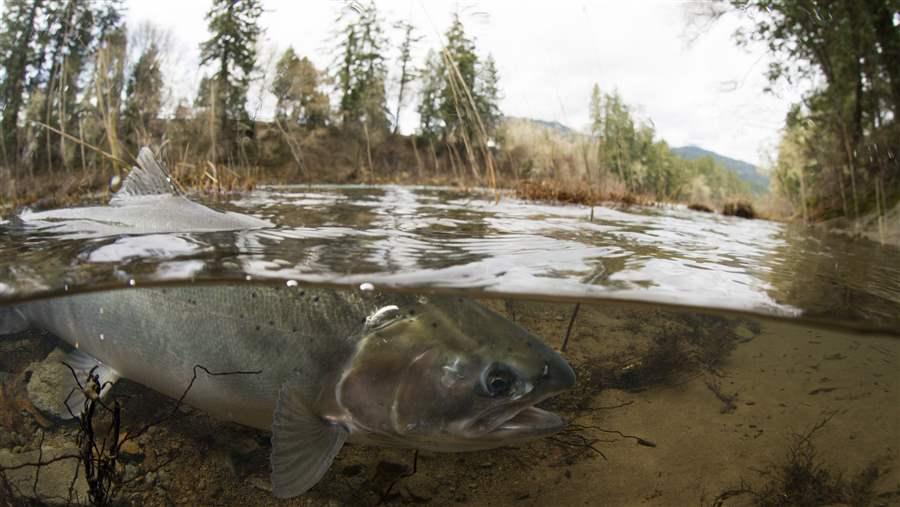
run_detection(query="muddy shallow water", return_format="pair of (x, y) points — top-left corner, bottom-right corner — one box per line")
(2, 291), (897, 506)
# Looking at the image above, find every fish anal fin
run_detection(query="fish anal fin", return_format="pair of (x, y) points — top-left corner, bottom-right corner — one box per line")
(110, 147), (180, 204)
(270, 377), (348, 498)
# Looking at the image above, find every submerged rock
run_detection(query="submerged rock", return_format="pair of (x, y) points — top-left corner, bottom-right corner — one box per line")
(26, 348), (76, 420)
(0, 446), (87, 504)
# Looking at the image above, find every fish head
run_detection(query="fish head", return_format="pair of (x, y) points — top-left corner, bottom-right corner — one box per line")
(336, 296), (576, 451)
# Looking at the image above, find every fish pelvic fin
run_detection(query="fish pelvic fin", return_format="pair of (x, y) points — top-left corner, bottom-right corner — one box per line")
(0, 306), (28, 335)
(270, 376), (348, 498)
(59, 349), (120, 419)
(110, 147), (181, 204)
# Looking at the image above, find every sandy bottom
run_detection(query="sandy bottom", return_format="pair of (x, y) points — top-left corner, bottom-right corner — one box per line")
(1, 298), (898, 506)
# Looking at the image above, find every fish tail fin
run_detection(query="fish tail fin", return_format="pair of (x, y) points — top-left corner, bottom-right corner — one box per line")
(0, 306), (28, 335)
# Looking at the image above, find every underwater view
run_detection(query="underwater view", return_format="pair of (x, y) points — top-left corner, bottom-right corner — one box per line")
(0, 0), (898, 505)
(0, 155), (898, 506)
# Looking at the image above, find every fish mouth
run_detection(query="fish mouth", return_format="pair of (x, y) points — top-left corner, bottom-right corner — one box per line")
(491, 406), (565, 436)
(466, 401), (566, 442)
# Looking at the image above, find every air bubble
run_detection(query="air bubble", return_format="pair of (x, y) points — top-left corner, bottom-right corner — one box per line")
(99, 333), (105, 341)
(128, 279), (136, 287)
(286, 280), (298, 288)
(360, 282), (374, 291)
(245, 275), (253, 281)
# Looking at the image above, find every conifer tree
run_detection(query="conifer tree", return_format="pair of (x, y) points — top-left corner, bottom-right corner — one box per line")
(416, 50), (443, 138)
(391, 20), (421, 135)
(199, 0), (263, 161)
(476, 54), (501, 135)
(272, 47), (328, 128)
(438, 13), (479, 142)
(333, 1), (388, 132)
(28, 0), (124, 170)
(0, 0), (45, 163)
(416, 14), (501, 144)
(124, 43), (164, 147)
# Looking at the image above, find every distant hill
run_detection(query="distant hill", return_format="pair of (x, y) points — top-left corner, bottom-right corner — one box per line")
(672, 145), (769, 194)
(505, 117), (581, 138)
(505, 118), (770, 194)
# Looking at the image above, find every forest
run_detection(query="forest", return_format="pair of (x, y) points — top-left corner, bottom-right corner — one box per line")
(0, 0), (896, 221)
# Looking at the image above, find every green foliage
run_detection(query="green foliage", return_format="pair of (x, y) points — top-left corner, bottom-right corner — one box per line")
(476, 55), (502, 136)
(0, 0), (46, 162)
(671, 146), (769, 193)
(0, 0), (125, 171)
(123, 43), (164, 148)
(391, 20), (421, 135)
(199, 0), (263, 161)
(588, 83), (749, 201)
(333, 1), (389, 132)
(272, 47), (329, 128)
(729, 0), (899, 219)
(417, 14), (502, 143)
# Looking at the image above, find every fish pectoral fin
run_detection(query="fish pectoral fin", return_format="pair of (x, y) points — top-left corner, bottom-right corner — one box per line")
(270, 379), (348, 498)
(60, 349), (120, 419)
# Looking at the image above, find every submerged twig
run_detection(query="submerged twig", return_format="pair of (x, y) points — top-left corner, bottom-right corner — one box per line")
(378, 449), (420, 504)
(561, 303), (580, 352)
(569, 424), (657, 448)
(0, 362), (262, 506)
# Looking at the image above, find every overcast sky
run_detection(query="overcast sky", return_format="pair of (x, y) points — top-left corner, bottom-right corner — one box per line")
(124, 1), (805, 166)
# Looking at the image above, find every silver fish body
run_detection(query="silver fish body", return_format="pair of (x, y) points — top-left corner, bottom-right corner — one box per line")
(15, 285), (390, 429)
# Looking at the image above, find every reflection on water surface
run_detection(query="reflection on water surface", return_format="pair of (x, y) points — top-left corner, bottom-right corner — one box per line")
(2, 185), (899, 330)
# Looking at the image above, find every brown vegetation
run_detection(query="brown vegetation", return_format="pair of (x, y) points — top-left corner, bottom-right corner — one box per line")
(722, 200), (757, 219)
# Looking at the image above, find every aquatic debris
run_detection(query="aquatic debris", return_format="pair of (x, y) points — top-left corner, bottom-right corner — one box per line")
(707, 412), (887, 507)
(722, 200), (757, 219)
(704, 378), (738, 414)
(688, 203), (714, 213)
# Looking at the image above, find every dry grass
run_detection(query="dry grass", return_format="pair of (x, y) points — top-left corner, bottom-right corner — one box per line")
(722, 200), (757, 219)
(514, 179), (649, 207)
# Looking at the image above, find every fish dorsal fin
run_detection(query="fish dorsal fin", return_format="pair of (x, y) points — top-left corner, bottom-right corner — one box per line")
(270, 375), (348, 498)
(110, 147), (180, 204)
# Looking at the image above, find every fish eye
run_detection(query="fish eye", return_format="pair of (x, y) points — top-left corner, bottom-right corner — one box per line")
(483, 363), (515, 397)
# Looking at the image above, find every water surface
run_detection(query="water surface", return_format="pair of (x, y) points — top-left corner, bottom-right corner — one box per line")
(2, 185), (898, 332)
